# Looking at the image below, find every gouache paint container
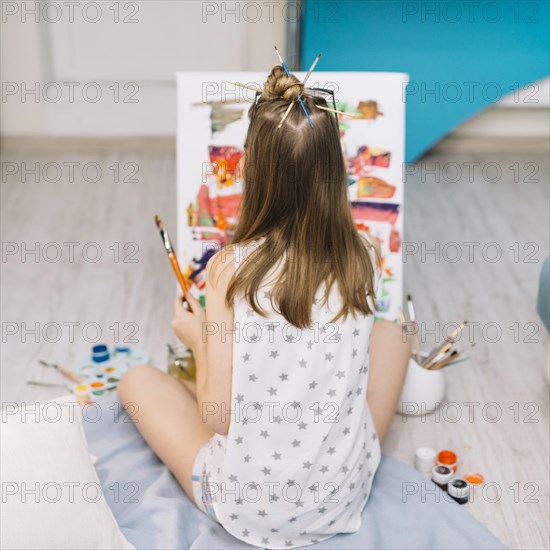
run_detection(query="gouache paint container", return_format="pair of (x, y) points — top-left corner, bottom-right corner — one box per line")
(437, 449), (458, 473)
(431, 464), (453, 491)
(92, 344), (110, 363)
(448, 478), (470, 505)
(74, 384), (90, 405)
(415, 447), (437, 473)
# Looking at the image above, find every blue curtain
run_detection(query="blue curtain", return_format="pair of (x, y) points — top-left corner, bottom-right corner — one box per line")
(302, 0), (549, 161)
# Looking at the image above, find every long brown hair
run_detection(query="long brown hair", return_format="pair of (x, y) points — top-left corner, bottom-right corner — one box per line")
(221, 65), (378, 329)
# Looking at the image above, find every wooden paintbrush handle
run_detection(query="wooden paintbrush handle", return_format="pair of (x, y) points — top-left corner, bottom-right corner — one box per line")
(58, 367), (84, 384)
(168, 253), (192, 311)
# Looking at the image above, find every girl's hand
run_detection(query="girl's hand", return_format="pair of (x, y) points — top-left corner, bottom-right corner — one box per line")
(171, 293), (206, 352)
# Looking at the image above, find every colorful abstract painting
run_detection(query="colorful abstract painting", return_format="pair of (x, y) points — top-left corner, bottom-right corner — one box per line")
(177, 72), (408, 321)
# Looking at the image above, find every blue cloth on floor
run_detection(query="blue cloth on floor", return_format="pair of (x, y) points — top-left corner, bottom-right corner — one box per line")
(82, 393), (506, 550)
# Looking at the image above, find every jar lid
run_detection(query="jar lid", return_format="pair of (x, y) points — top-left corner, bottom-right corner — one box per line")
(464, 472), (485, 485)
(432, 464), (453, 484)
(416, 447), (436, 460)
(448, 478), (469, 499)
(92, 344), (108, 354)
(92, 344), (110, 363)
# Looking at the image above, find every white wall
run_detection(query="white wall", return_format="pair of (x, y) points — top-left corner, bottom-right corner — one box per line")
(1, 0), (288, 136)
(1, 0), (547, 139)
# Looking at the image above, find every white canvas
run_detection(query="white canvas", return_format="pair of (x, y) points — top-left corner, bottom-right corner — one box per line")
(176, 71), (408, 321)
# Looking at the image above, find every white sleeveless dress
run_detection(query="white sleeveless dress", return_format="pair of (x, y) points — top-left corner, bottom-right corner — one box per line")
(194, 233), (382, 549)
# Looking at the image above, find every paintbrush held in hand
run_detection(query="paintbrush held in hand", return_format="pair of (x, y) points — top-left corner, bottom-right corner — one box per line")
(154, 215), (192, 311)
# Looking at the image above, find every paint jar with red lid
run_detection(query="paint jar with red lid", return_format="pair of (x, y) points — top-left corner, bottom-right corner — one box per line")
(437, 449), (458, 472)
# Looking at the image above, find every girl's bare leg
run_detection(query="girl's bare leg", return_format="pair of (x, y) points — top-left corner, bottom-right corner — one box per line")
(117, 364), (214, 505)
(178, 378), (198, 399)
(367, 320), (411, 441)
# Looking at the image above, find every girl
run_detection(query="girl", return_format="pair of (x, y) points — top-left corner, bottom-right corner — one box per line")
(118, 65), (410, 549)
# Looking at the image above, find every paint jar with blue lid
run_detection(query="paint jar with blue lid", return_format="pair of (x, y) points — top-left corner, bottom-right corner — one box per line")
(92, 344), (110, 363)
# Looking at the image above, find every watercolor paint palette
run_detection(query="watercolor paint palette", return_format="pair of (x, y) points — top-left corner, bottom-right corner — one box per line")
(70, 345), (150, 402)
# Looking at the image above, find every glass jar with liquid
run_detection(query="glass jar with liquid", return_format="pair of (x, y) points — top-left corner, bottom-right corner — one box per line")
(167, 342), (197, 382)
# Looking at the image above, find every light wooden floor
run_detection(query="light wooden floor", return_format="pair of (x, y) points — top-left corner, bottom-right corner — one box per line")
(1, 142), (548, 549)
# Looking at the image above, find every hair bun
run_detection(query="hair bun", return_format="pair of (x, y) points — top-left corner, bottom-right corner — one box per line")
(263, 65), (304, 101)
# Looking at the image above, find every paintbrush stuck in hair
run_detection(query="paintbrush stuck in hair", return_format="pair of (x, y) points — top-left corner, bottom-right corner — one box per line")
(274, 45), (314, 129)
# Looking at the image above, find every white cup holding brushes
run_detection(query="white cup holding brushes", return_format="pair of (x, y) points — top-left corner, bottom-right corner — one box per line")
(398, 298), (470, 416)
(398, 297), (445, 415)
(396, 352), (446, 416)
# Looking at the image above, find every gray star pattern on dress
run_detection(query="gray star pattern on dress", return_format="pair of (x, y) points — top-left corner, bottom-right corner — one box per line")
(194, 236), (382, 549)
